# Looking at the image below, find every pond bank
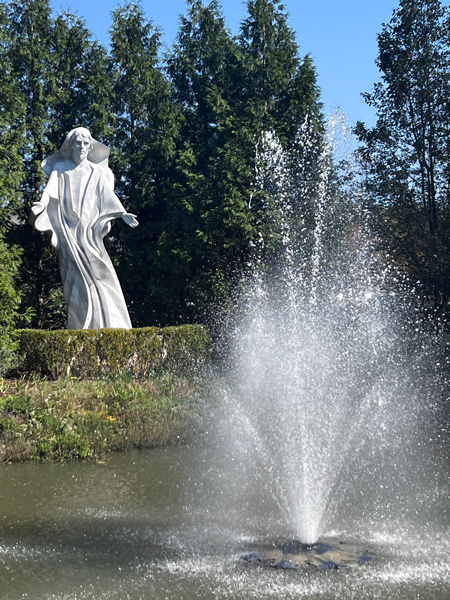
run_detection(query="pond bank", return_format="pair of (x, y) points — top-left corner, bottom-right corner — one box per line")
(0, 373), (205, 462)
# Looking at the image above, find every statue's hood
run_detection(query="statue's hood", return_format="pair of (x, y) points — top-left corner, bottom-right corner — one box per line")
(41, 130), (112, 186)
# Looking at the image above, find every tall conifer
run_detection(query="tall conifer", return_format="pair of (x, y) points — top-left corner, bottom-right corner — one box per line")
(6, 0), (111, 327)
(238, 0), (323, 260)
(239, 0), (322, 145)
(0, 3), (25, 221)
(107, 2), (178, 326)
(0, 4), (28, 351)
(164, 0), (257, 322)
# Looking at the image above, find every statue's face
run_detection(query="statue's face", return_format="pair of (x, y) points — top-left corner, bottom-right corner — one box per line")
(71, 133), (92, 165)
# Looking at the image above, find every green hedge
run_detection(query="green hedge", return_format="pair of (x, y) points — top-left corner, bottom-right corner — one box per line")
(16, 325), (210, 379)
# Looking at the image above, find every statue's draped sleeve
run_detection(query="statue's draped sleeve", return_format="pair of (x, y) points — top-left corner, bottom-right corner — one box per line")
(33, 168), (61, 249)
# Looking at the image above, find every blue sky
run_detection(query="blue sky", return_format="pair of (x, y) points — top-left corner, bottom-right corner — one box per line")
(50, 0), (401, 127)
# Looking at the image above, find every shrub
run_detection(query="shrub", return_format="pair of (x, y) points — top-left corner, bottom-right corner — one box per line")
(16, 325), (210, 379)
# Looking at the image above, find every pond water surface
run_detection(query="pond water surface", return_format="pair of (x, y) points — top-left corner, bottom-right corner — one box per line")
(0, 446), (449, 600)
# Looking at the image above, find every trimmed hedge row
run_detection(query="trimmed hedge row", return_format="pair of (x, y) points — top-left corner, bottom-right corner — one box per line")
(16, 325), (210, 379)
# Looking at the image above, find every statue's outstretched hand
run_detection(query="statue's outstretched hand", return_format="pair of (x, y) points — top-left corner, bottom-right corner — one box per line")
(31, 201), (46, 217)
(122, 213), (139, 228)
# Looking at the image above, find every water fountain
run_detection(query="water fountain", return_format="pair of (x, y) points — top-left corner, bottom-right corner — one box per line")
(212, 242), (442, 566)
(207, 115), (450, 568)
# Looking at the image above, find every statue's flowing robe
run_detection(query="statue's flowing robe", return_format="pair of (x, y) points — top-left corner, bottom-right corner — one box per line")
(34, 159), (132, 329)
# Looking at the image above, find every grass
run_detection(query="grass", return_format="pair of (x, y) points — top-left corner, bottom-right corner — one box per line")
(0, 372), (204, 462)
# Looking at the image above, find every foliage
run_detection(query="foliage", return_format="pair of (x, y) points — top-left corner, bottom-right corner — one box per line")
(237, 0), (324, 263)
(0, 0), (324, 328)
(0, 373), (203, 462)
(0, 3), (25, 220)
(152, 0), (325, 323)
(239, 0), (322, 145)
(106, 1), (179, 326)
(2, 0), (111, 328)
(16, 324), (210, 379)
(162, 0), (255, 322)
(250, 111), (362, 281)
(356, 0), (450, 315)
(0, 233), (33, 375)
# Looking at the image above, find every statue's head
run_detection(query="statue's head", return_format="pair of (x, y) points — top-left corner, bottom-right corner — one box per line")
(68, 127), (94, 165)
(42, 127), (111, 178)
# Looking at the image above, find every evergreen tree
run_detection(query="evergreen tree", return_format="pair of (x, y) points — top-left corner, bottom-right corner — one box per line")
(239, 0), (322, 146)
(156, 0), (324, 323)
(356, 0), (450, 314)
(238, 0), (323, 261)
(6, 0), (53, 214)
(4, 0), (57, 327)
(107, 1), (178, 326)
(0, 2), (25, 223)
(0, 234), (27, 373)
(0, 6), (28, 364)
(0, 4), (32, 362)
(50, 10), (112, 142)
(4, 0), (111, 327)
(164, 0), (257, 323)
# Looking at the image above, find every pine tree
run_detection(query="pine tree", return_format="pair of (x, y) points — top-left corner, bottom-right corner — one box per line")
(0, 2), (25, 223)
(0, 5), (29, 361)
(49, 10), (112, 142)
(154, 0), (325, 323)
(6, 0), (54, 213)
(238, 0), (323, 261)
(0, 233), (28, 374)
(4, 0), (58, 327)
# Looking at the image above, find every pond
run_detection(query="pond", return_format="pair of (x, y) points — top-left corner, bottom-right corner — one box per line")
(0, 445), (449, 600)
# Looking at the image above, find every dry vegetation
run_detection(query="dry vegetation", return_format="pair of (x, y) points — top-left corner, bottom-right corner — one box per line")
(0, 373), (204, 462)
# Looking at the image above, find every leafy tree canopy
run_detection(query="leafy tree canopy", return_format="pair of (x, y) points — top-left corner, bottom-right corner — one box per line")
(356, 0), (450, 314)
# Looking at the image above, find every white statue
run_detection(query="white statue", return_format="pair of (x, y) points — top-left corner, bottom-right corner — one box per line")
(30, 127), (138, 330)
